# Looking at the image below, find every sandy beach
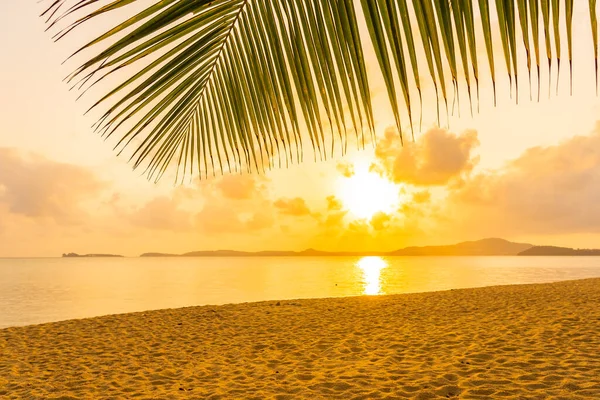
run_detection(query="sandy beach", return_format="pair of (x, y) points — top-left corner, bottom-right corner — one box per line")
(1, 279), (599, 399)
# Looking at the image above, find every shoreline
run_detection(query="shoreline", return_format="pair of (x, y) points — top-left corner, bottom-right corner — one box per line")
(2, 276), (599, 331)
(2, 278), (600, 398)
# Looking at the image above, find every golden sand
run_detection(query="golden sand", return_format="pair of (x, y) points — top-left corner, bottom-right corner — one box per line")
(1, 279), (600, 399)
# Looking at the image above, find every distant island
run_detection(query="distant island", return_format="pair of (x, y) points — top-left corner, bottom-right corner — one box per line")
(62, 253), (124, 258)
(66, 239), (600, 258)
(518, 246), (600, 256)
(390, 238), (533, 256)
(140, 238), (532, 257)
(141, 238), (598, 257)
(142, 249), (390, 258)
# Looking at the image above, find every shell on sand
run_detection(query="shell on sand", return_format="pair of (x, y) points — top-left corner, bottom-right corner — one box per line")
(1, 279), (600, 399)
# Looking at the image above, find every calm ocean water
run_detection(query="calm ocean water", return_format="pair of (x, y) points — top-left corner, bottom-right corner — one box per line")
(1, 256), (600, 328)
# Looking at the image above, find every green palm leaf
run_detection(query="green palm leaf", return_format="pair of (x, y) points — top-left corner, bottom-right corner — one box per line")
(591, 0), (599, 93)
(44, 0), (373, 181)
(43, 0), (598, 181)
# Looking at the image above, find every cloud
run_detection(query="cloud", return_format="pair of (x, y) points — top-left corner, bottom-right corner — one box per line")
(447, 128), (600, 235)
(216, 174), (263, 200)
(128, 196), (193, 231)
(195, 174), (275, 235)
(375, 127), (479, 186)
(412, 190), (431, 204)
(195, 201), (245, 234)
(336, 161), (354, 177)
(0, 148), (104, 223)
(309, 195), (351, 235)
(196, 199), (274, 234)
(318, 210), (347, 230)
(370, 212), (391, 231)
(274, 197), (311, 216)
(246, 207), (275, 230)
(326, 195), (344, 211)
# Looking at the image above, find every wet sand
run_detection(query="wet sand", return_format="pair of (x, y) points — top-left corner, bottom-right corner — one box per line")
(1, 278), (599, 399)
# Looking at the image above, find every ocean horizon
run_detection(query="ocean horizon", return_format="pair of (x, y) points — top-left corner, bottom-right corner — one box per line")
(3, 255), (600, 329)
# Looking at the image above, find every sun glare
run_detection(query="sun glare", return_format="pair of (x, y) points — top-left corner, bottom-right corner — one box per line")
(357, 256), (388, 295)
(337, 165), (399, 219)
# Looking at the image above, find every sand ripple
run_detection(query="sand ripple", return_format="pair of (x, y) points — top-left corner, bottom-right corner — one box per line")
(1, 279), (600, 399)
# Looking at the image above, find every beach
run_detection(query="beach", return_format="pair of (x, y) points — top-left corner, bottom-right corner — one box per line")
(1, 279), (599, 399)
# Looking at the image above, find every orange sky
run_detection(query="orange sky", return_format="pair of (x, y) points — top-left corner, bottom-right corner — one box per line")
(2, 2), (600, 257)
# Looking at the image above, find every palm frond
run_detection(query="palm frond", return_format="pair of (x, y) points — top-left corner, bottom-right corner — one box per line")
(43, 0), (598, 181)
(44, 0), (373, 181)
(366, 0), (596, 125)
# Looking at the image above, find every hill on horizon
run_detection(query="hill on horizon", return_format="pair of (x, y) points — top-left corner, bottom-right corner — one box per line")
(519, 246), (600, 256)
(391, 238), (533, 256)
(140, 238), (534, 257)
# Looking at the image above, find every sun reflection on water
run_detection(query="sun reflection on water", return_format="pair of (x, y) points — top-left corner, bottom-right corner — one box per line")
(357, 256), (388, 295)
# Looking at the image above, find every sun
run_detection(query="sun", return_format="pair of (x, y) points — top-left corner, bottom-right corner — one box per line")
(337, 165), (400, 220)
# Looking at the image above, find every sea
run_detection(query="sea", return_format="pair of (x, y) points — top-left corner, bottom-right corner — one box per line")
(2, 256), (600, 329)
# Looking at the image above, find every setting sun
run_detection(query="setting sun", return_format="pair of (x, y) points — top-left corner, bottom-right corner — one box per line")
(337, 165), (400, 220)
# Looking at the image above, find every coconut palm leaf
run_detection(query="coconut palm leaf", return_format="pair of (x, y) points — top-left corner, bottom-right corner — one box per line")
(43, 0), (598, 181)
(43, 0), (374, 181)
(591, 0), (599, 93)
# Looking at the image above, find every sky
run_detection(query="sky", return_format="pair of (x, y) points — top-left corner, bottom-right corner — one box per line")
(2, 2), (600, 257)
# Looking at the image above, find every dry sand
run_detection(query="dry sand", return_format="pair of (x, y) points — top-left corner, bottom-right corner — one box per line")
(1, 279), (600, 399)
